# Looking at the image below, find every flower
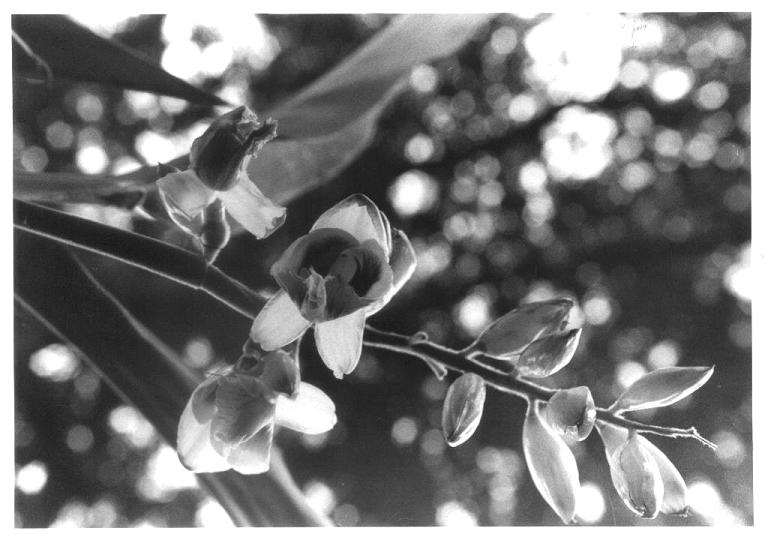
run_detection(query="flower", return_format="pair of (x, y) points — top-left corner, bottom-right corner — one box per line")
(157, 106), (286, 240)
(545, 386), (596, 442)
(250, 194), (417, 378)
(177, 350), (336, 475)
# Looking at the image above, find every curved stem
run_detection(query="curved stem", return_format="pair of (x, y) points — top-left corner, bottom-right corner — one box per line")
(362, 326), (716, 449)
(14, 199), (714, 449)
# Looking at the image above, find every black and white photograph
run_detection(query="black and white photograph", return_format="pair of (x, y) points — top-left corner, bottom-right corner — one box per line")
(11, 8), (754, 528)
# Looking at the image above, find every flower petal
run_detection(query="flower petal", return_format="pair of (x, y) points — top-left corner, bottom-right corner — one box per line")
(314, 310), (366, 378)
(365, 228), (416, 316)
(218, 173), (286, 239)
(275, 382), (337, 434)
(311, 194), (391, 255)
(157, 169), (216, 234)
(227, 424), (275, 475)
(250, 290), (312, 350)
(212, 375), (275, 446)
(177, 396), (229, 473)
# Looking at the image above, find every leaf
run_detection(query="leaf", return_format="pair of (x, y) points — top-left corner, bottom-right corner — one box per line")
(14, 231), (328, 526)
(609, 366), (714, 414)
(12, 15), (224, 105)
(522, 402), (580, 524)
(14, 15), (492, 207)
(442, 373), (486, 447)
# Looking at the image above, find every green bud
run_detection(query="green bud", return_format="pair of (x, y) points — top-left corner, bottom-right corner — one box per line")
(442, 373), (486, 447)
(545, 386), (596, 442)
(517, 328), (581, 378)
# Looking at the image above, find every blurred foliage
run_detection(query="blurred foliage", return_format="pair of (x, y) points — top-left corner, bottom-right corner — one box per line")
(14, 13), (750, 527)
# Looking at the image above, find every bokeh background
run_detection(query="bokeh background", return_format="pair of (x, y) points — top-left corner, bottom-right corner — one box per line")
(13, 13), (751, 526)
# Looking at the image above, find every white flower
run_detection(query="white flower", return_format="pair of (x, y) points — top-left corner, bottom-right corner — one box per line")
(250, 194), (417, 378)
(177, 351), (336, 475)
(157, 106), (286, 240)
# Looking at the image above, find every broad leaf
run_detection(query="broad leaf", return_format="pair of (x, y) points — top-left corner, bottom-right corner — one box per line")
(14, 15), (492, 208)
(14, 231), (328, 526)
(12, 15), (224, 105)
(609, 366), (714, 414)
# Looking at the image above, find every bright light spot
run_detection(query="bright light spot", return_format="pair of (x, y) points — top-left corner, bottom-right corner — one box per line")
(713, 26), (746, 59)
(304, 480), (337, 516)
(724, 244), (751, 302)
(619, 161), (655, 192)
(619, 59), (649, 89)
(490, 26), (517, 55)
(543, 106), (617, 182)
(436, 501), (477, 526)
(616, 360), (647, 389)
(123, 91), (159, 119)
(108, 405), (157, 449)
(162, 40), (202, 81)
(685, 133), (718, 164)
(66, 425), (94, 453)
(29, 343), (80, 382)
(111, 156), (141, 175)
(695, 81), (729, 110)
(333, 503), (360, 526)
(76, 144), (108, 174)
(623, 107), (653, 136)
(76, 93), (104, 122)
(183, 337), (214, 369)
(583, 294), (613, 326)
(195, 498), (235, 527)
(654, 129), (684, 158)
(689, 479), (723, 517)
(404, 133), (436, 163)
(50, 501), (88, 527)
(158, 96), (187, 115)
(410, 64), (439, 93)
(69, 13), (134, 36)
(712, 430), (746, 468)
(519, 160), (548, 194)
(524, 13), (624, 103)
(647, 340), (680, 369)
(137, 444), (197, 501)
(134, 130), (178, 164)
(46, 121), (75, 149)
(478, 181), (505, 207)
(200, 41), (235, 78)
(455, 293), (492, 335)
(16, 461), (48, 495)
(19, 145), (48, 173)
(576, 483), (605, 524)
(650, 66), (694, 103)
(391, 417), (419, 447)
(507, 93), (540, 123)
(388, 170), (439, 218)
(413, 239), (452, 280)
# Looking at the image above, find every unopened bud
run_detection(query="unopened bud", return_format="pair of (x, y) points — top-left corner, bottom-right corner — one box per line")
(523, 401), (579, 524)
(609, 432), (664, 518)
(545, 386), (596, 442)
(190, 106), (277, 191)
(517, 328), (581, 378)
(442, 373), (486, 447)
(469, 299), (573, 359)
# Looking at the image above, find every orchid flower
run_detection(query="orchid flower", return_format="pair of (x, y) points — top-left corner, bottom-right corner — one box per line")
(250, 194), (417, 378)
(177, 350), (336, 475)
(157, 106), (286, 241)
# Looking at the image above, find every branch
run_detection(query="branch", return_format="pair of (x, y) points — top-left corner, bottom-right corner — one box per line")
(362, 325), (716, 449)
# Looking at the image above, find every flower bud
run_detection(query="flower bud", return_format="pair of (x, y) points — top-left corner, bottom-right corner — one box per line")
(469, 299), (573, 359)
(442, 373), (486, 447)
(545, 386), (596, 442)
(608, 432), (664, 518)
(609, 366), (714, 414)
(190, 106), (277, 191)
(516, 328), (581, 378)
(523, 401), (580, 524)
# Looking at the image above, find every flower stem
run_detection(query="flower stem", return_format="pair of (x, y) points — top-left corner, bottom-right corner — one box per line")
(14, 199), (714, 449)
(362, 326), (716, 449)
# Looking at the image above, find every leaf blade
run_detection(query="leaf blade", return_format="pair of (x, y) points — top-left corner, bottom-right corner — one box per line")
(609, 366), (715, 414)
